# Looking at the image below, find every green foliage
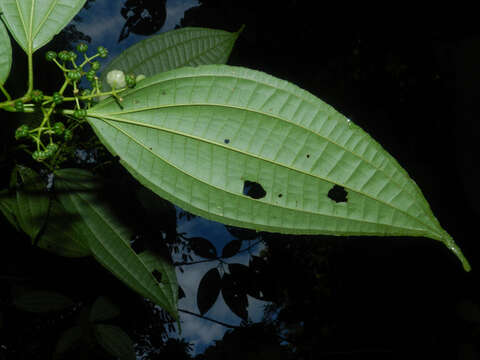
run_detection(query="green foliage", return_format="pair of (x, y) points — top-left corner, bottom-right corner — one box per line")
(0, 0), (87, 54)
(0, 19), (11, 85)
(0, 2), (472, 352)
(54, 168), (179, 319)
(100, 26), (243, 90)
(13, 290), (74, 313)
(87, 65), (470, 270)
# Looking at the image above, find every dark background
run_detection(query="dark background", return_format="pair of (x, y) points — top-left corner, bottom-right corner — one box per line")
(1, 1), (480, 359)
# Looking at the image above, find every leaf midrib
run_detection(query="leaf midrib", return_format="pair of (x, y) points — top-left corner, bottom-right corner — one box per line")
(88, 113), (433, 237)
(95, 69), (439, 228)
(96, 72), (427, 211)
(89, 104), (440, 238)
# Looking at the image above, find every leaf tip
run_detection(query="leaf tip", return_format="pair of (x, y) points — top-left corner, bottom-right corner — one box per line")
(443, 236), (471, 272)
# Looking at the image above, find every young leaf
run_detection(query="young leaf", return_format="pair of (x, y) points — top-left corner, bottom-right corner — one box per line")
(13, 290), (74, 313)
(87, 64), (470, 271)
(0, 19), (12, 84)
(0, 0), (86, 54)
(94, 324), (136, 360)
(55, 326), (83, 356)
(101, 26), (243, 88)
(15, 166), (50, 240)
(89, 296), (120, 323)
(54, 168), (178, 319)
(197, 268), (221, 315)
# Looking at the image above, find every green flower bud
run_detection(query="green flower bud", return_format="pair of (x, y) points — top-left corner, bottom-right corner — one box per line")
(46, 143), (59, 155)
(97, 46), (109, 58)
(64, 129), (73, 141)
(67, 70), (82, 81)
(32, 150), (41, 161)
(91, 61), (101, 71)
(136, 74), (146, 82)
(106, 70), (126, 89)
(125, 73), (136, 88)
(86, 70), (96, 82)
(15, 125), (30, 140)
(31, 89), (44, 103)
(68, 51), (77, 61)
(73, 108), (87, 119)
(58, 50), (70, 62)
(53, 122), (65, 135)
(45, 51), (57, 61)
(76, 43), (88, 53)
(14, 100), (24, 112)
(52, 92), (64, 105)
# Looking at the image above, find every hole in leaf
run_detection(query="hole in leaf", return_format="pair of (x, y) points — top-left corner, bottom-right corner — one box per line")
(278, 193), (283, 198)
(243, 180), (266, 199)
(328, 185), (348, 203)
(152, 269), (163, 283)
(224, 139), (230, 144)
(306, 154), (310, 158)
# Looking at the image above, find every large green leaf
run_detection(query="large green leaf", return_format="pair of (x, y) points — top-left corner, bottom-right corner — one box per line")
(0, 188), (21, 231)
(37, 199), (91, 257)
(0, 19), (12, 85)
(0, 0), (86, 54)
(54, 168), (178, 318)
(101, 26), (242, 88)
(86, 65), (470, 271)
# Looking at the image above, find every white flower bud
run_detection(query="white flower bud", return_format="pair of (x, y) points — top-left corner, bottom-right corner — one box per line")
(106, 70), (126, 89)
(136, 74), (146, 82)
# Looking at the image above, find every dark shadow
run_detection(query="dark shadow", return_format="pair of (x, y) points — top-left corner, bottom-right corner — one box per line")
(118, 0), (167, 42)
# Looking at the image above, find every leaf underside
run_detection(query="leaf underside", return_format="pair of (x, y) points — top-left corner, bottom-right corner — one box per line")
(0, 19), (12, 84)
(0, 0), (86, 53)
(87, 64), (469, 271)
(101, 26), (242, 89)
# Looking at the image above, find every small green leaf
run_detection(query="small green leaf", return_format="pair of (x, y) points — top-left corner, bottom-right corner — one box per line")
(86, 64), (470, 271)
(54, 169), (178, 319)
(54, 326), (83, 356)
(13, 290), (74, 313)
(0, 0), (86, 54)
(101, 26), (242, 89)
(15, 166), (50, 240)
(0, 19), (12, 84)
(94, 324), (136, 360)
(89, 296), (120, 323)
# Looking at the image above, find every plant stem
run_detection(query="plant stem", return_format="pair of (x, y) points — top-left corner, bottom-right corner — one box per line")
(0, 84), (11, 101)
(27, 52), (34, 95)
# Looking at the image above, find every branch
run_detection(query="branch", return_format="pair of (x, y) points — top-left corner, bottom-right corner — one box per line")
(173, 239), (264, 267)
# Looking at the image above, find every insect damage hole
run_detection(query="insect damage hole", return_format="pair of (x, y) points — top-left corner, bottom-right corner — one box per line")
(152, 270), (163, 283)
(328, 184), (348, 203)
(243, 180), (266, 199)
